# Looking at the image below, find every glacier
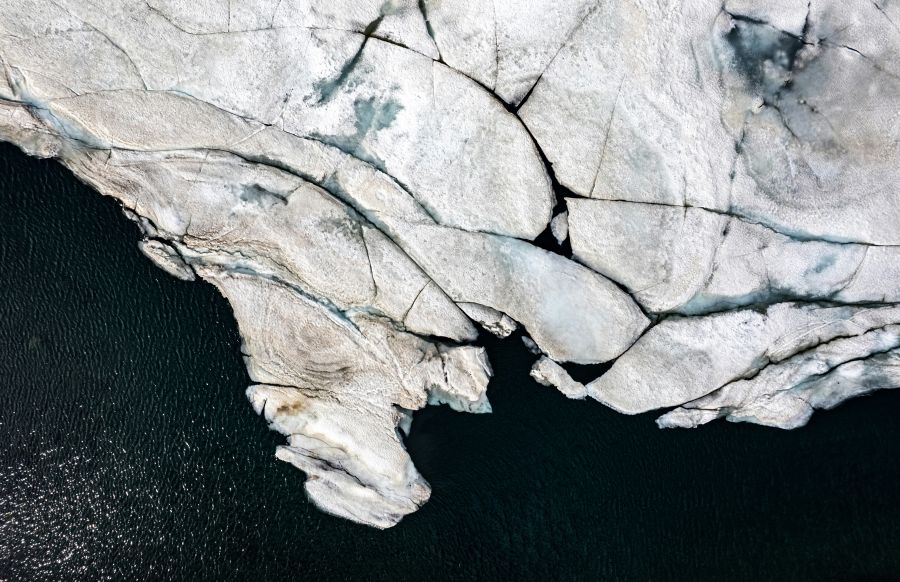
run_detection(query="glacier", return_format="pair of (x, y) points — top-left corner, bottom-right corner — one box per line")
(0, 0), (897, 528)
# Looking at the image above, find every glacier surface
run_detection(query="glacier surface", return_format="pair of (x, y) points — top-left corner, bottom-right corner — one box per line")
(0, 0), (897, 527)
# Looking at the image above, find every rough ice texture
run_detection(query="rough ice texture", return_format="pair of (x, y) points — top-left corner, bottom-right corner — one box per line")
(0, 0), (897, 527)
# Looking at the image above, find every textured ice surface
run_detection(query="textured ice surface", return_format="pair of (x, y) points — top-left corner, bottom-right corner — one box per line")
(0, 0), (897, 527)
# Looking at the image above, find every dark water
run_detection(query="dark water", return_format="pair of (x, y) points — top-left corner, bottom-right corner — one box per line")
(1, 141), (899, 582)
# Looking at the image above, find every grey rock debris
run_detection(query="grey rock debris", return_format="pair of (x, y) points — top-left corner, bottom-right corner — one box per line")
(0, 0), (896, 527)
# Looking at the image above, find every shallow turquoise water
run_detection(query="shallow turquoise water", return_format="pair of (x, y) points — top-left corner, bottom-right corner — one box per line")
(1, 142), (899, 581)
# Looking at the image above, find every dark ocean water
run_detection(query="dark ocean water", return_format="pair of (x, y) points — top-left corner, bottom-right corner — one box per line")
(0, 141), (899, 581)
